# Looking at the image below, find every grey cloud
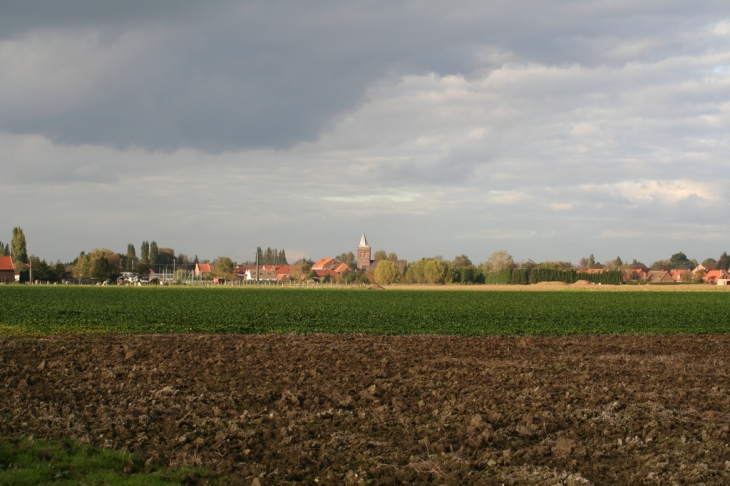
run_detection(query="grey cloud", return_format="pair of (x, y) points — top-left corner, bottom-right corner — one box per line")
(2, 1), (729, 152)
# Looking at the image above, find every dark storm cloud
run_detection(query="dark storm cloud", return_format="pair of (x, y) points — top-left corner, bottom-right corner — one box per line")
(2, 0), (729, 152)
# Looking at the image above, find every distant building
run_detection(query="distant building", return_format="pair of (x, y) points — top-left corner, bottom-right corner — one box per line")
(704, 269), (730, 284)
(356, 232), (407, 274)
(194, 263), (211, 278)
(0, 256), (14, 283)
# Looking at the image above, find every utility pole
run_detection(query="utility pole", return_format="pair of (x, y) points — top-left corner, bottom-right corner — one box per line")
(256, 250), (260, 284)
(29, 254), (32, 284)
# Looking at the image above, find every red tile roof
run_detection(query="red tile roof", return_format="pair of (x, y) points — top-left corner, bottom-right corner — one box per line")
(197, 263), (211, 273)
(0, 256), (14, 272)
(312, 258), (335, 270)
(313, 269), (338, 277)
(334, 263), (350, 273)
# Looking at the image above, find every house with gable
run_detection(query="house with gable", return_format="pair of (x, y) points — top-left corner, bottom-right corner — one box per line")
(704, 269), (730, 284)
(0, 256), (14, 283)
(194, 263), (212, 278)
(645, 270), (674, 283)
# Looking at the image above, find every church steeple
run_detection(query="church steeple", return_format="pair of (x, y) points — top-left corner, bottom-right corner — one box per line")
(357, 232), (372, 270)
(358, 232), (370, 248)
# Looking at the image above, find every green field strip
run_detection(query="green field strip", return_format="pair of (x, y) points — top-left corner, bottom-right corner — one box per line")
(0, 287), (729, 336)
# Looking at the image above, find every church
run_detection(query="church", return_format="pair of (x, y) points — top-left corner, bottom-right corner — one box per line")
(357, 233), (407, 274)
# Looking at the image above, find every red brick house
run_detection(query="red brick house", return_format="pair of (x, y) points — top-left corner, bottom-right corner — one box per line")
(194, 263), (211, 278)
(669, 270), (694, 282)
(645, 270), (674, 283)
(704, 269), (730, 284)
(0, 256), (14, 283)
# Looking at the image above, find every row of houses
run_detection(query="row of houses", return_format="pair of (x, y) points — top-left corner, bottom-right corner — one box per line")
(192, 233), (408, 282)
(617, 264), (730, 284)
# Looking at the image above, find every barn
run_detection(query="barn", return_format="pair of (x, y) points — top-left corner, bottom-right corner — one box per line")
(0, 256), (14, 283)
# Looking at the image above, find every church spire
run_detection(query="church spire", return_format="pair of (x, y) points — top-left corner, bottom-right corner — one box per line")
(358, 232), (370, 248)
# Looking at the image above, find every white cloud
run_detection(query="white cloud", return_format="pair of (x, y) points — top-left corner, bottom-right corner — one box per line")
(2, 3), (730, 264)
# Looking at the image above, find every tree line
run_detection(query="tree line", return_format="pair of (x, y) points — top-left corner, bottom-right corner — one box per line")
(4, 226), (730, 285)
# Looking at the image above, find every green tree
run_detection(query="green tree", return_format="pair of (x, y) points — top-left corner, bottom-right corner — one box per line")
(213, 257), (235, 279)
(453, 254), (472, 268)
(127, 243), (136, 259)
(669, 251), (693, 270)
(424, 258), (449, 284)
(11, 227), (28, 272)
(149, 241), (159, 264)
(91, 255), (113, 280)
(717, 252), (730, 271)
(405, 259), (427, 284)
(336, 251), (356, 267)
(28, 256), (50, 282)
(702, 258), (717, 270)
(0, 241), (8, 256)
(481, 250), (514, 274)
(387, 252), (398, 261)
(73, 249), (121, 280)
(374, 260), (400, 284)
(140, 241), (150, 264)
(373, 250), (387, 261)
(650, 259), (670, 271)
(156, 248), (176, 265)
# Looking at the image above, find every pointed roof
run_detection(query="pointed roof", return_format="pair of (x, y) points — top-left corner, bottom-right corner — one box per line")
(358, 232), (370, 248)
(0, 256), (13, 272)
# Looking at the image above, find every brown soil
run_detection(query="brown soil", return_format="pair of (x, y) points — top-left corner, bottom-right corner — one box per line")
(2, 334), (730, 485)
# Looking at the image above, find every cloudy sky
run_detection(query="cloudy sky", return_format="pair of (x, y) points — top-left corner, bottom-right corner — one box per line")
(2, 1), (730, 265)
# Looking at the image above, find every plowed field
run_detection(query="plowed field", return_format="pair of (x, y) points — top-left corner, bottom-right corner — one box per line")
(3, 334), (730, 485)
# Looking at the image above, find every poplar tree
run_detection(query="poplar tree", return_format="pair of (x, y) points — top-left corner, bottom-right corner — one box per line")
(140, 241), (150, 263)
(149, 241), (159, 264)
(11, 227), (28, 271)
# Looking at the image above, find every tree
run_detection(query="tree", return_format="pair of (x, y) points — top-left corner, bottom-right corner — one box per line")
(91, 255), (113, 281)
(0, 241), (8, 257)
(140, 241), (150, 264)
(424, 258), (450, 284)
(149, 241), (159, 265)
(127, 243), (136, 259)
(11, 227), (28, 272)
(373, 250), (387, 261)
(650, 260), (670, 271)
(28, 256), (50, 282)
(387, 252), (398, 261)
(405, 259), (427, 284)
(702, 258), (717, 270)
(374, 260), (400, 284)
(481, 251), (514, 274)
(73, 249), (121, 280)
(669, 251), (693, 270)
(453, 255), (473, 268)
(336, 252), (356, 266)
(213, 257), (235, 279)
(156, 248), (176, 264)
(717, 252), (730, 271)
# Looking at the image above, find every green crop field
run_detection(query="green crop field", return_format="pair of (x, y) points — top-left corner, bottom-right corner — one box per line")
(0, 286), (729, 336)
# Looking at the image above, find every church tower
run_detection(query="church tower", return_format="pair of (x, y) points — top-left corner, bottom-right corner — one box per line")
(357, 232), (371, 270)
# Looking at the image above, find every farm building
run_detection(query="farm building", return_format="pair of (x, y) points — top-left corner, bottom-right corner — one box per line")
(194, 263), (211, 278)
(0, 256), (14, 283)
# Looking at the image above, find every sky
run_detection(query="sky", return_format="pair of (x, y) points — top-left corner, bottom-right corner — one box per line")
(2, 1), (730, 265)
